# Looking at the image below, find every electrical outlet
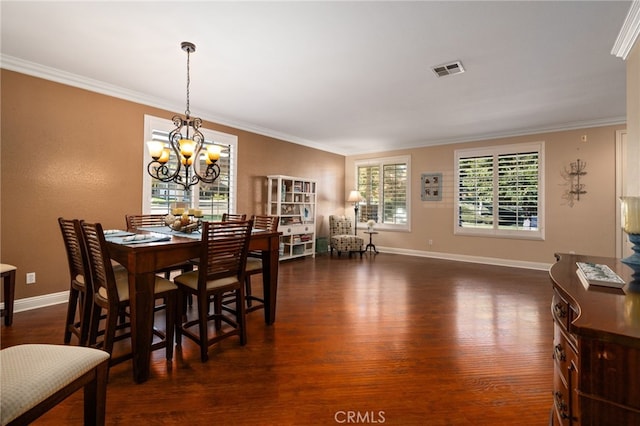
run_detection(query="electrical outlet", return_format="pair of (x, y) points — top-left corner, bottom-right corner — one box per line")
(26, 272), (36, 284)
(428, 239), (433, 246)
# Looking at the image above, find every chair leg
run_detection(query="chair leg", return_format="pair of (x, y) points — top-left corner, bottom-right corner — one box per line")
(2, 269), (16, 326)
(88, 302), (102, 347)
(213, 295), (222, 330)
(83, 359), (108, 425)
(103, 306), (119, 360)
(197, 291), (210, 362)
(175, 290), (184, 347)
(245, 276), (253, 308)
(164, 293), (175, 361)
(79, 291), (93, 346)
(236, 288), (247, 346)
(64, 287), (80, 344)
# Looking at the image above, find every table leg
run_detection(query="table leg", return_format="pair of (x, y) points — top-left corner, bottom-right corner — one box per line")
(365, 233), (378, 254)
(128, 270), (156, 383)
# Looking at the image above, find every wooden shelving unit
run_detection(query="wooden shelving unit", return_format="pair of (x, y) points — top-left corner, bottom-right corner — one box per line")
(267, 175), (317, 260)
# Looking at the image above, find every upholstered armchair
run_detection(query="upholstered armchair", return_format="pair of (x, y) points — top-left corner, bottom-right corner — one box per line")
(329, 215), (364, 258)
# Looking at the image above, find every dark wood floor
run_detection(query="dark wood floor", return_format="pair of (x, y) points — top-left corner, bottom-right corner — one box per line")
(1, 253), (554, 425)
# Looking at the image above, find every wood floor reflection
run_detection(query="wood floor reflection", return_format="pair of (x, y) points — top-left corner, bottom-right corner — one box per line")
(1, 253), (553, 425)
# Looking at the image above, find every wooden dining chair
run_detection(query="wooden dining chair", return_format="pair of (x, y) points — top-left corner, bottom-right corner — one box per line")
(81, 221), (178, 366)
(173, 219), (253, 362)
(59, 218), (129, 346)
(191, 213), (246, 306)
(222, 213), (247, 222)
(243, 215), (279, 312)
(59, 217), (94, 346)
(125, 214), (193, 279)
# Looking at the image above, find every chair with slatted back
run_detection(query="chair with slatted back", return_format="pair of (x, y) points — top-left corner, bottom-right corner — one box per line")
(243, 215), (279, 312)
(59, 217), (93, 345)
(192, 213), (246, 309)
(81, 221), (177, 366)
(59, 218), (128, 346)
(125, 214), (193, 278)
(222, 213), (247, 222)
(173, 219), (253, 362)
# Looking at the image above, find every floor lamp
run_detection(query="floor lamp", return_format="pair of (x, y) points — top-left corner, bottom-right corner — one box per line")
(347, 190), (362, 235)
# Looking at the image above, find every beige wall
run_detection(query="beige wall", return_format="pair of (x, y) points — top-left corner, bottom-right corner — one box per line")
(0, 70), (344, 300)
(346, 124), (625, 264)
(0, 66), (631, 302)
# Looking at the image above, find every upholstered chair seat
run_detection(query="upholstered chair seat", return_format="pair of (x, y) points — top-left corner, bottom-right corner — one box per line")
(0, 344), (110, 425)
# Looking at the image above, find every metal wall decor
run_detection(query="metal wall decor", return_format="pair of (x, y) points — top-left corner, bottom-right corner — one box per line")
(561, 158), (587, 207)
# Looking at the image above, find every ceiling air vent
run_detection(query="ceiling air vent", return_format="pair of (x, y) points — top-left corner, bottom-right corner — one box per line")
(432, 61), (465, 77)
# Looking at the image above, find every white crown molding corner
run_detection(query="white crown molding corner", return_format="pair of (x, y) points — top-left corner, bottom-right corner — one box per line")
(612, 0), (640, 60)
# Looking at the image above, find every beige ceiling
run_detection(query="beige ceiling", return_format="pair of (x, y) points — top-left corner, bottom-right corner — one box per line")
(0, 1), (632, 155)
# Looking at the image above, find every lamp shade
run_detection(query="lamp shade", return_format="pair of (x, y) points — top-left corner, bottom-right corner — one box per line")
(347, 190), (362, 203)
(207, 145), (221, 161)
(146, 141), (164, 159)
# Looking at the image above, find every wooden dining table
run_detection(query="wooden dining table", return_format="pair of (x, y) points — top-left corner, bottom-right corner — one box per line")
(106, 228), (281, 383)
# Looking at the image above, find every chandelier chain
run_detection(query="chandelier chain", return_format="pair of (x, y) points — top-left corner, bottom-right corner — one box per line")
(185, 48), (191, 117)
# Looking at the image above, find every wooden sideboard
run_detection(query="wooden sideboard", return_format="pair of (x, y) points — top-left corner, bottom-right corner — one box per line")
(549, 253), (640, 425)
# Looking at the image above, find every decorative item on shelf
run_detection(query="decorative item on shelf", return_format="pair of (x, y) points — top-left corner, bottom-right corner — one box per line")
(561, 158), (586, 207)
(621, 196), (640, 289)
(146, 41), (222, 192)
(347, 190), (363, 235)
(366, 219), (376, 231)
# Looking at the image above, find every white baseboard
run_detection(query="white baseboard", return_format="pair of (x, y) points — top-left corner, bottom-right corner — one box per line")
(377, 246), (552, 271)
(1, 291), (69, 313)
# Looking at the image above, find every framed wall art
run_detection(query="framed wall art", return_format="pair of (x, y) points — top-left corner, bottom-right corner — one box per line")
(421, 172), (442, 201)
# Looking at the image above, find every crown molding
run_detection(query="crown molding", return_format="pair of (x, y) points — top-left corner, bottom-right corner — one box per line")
(0, 54), (342, 155)
(0, 54), (628, 157)
(612, 0), (640, 60)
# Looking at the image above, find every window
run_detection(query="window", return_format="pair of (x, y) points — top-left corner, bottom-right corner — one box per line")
(142, 115), (238, 220)
(355, 156), (411, 231)
(455, 142), (544, 239)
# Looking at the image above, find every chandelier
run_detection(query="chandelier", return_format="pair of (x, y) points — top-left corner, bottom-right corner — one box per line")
(146, 41), (221, 191)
